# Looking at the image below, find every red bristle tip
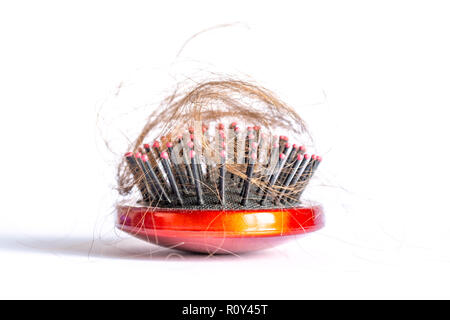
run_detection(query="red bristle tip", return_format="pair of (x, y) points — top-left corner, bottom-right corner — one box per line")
(311, 155), (316, 160)
(279, 153), (286, 159)
(297, 154), (302, 160)
(317, 156), (322, 161)
(143, 143), (150, 149)
(190, 134), (194, 140)
(247, 126), (254, 131)
(231, 122), (237, 127)
(251, 142), (258, 149)
(188, 141), (194, 148)
(161, 151), (169, 159)
(299, 145), (306, 151)
(220, 150), (226, 158)
(188, 126), (194, 134)
(285, 143), (290, 148)
(202, 127), (207, 133)
(248, 133), (255, 140)
(304, 153), (310, 159)
(189, 150), (195, 158)
(273, 142), (279, 148)
(292, 144), (298, 149)
(135, 152), (142, 158)
(166, 142), (173, 148)
(141, 154), (148, 162)
(219, 130), (225, 138)
(234, 126), (240, 132)
(253, 125), (260, 131)
(222, 141), (226, 148)
(218, 123), (225, 130)
(152, 141), (160, 148)
(125, 152), (133, 157)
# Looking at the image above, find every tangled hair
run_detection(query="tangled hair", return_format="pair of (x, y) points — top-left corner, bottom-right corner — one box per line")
(117, 78), (315, 207)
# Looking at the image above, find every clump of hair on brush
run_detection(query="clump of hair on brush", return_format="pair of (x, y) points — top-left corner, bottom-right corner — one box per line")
(118, 79), (322, 209)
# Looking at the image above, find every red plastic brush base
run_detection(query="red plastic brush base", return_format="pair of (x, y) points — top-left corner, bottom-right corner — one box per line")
(116, 204), (324, 254)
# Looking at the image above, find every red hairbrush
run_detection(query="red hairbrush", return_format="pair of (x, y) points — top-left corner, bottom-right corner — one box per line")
(116, 80), (324, 254)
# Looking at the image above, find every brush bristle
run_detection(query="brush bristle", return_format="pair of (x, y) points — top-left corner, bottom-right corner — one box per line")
(124, 122), (321, 209)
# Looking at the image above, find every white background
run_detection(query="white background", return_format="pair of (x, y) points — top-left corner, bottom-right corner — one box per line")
(1, 0), (450, 299)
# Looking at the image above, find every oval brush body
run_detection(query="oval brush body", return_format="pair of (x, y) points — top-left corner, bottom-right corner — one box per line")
(117, 122), (324, 254)
(117, 205), (323, 254)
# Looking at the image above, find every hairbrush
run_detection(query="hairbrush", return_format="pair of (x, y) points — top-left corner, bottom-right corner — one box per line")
(116, 80), (324, 254)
